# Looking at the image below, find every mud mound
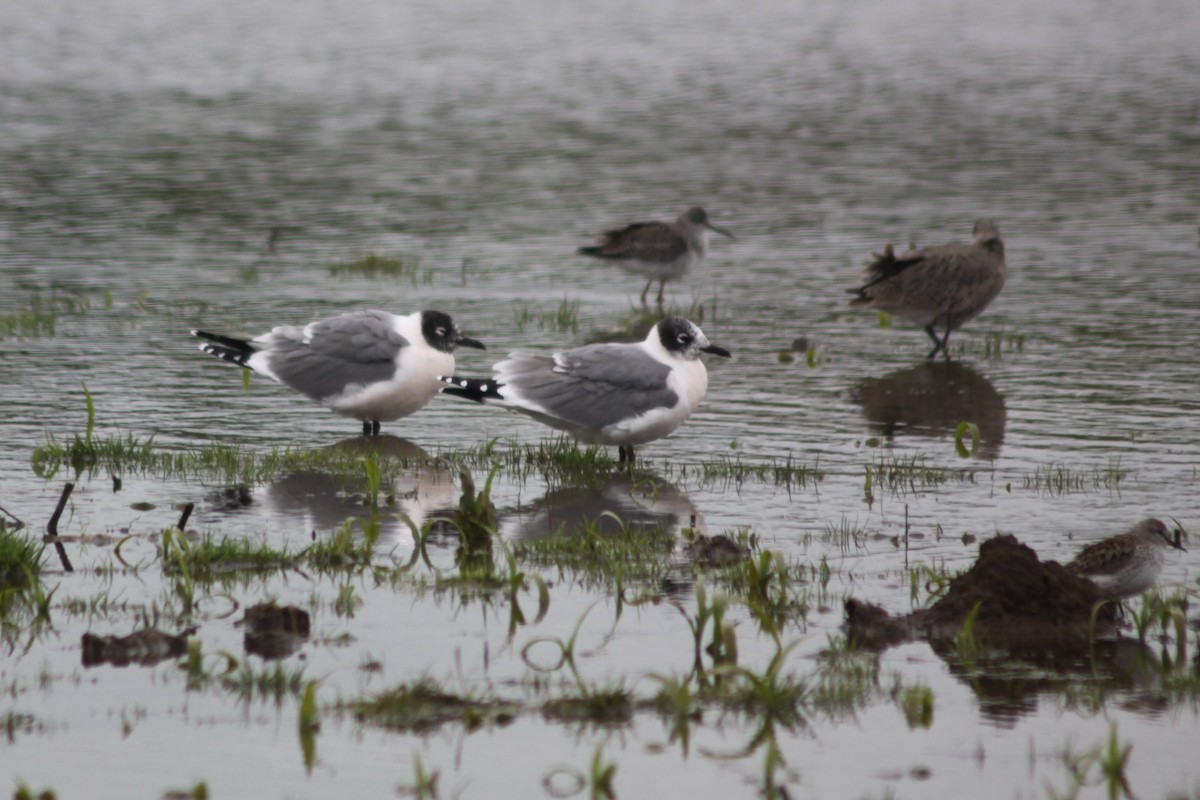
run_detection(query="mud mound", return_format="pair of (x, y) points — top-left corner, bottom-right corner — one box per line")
(920, 534), (1115, 632)
(846, 534), (1118, 650)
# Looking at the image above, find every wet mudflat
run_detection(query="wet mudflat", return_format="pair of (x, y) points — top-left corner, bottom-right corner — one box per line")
(2, 0), (1200, 797)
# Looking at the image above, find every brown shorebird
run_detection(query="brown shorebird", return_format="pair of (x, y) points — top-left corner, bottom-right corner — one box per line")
(578, 207), (734, 307)
(192, 310), (484, 436)
(848, 219), (1006, 358)
(1066, 518), (1187, 597)
(440, 317), (731, 465)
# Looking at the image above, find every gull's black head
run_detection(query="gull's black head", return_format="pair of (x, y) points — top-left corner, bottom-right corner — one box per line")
(655, 316), (732, 360)
(421, 310), (485, 354)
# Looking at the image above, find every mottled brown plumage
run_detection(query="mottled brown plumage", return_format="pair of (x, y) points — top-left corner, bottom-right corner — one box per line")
(1066, 518), (1186, 597)
(848, 219), (1006, 358)
(578, 207), (734, 306)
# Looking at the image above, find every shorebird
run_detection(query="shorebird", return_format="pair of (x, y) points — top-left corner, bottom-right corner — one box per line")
(1066, 518), (1186, 597)
(847, 219), (1006, 358)
(192, 309), (484, 436)
(440, 316), (731, 464)
(578, 207), (734, 306)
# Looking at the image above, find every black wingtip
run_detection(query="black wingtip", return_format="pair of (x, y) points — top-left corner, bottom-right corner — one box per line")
(194, 330), (256, 366)
(439, 376), (503, 403)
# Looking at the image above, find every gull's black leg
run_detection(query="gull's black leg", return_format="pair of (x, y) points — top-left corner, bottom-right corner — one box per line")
(617, 445), (636, 468)
(370, 420), (381, 437)
(362, 420), (371, 437)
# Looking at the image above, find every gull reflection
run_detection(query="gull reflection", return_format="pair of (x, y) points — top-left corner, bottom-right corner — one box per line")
(266, 436), (455, 545)
(849, 361), (1006, 458)
(501, 473), (701, 541)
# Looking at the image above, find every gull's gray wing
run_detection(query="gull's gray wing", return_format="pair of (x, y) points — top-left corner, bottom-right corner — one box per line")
(260, 310), (409, 400)
(498, 343), (678, 430)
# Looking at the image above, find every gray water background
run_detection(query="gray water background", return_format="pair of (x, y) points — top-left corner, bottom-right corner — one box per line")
(2, 0), (1199, 797)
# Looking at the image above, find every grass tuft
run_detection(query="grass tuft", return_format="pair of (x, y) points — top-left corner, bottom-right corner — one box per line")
(346, 679), (517, 733)
(328, 253), (423, 283)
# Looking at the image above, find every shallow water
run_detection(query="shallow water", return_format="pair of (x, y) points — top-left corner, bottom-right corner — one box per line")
(2, 0), (1200, 797)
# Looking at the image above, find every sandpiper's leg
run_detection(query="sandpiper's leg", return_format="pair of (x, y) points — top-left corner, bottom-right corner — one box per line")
(362, 420), (372, 437)
(924, 326), (946, 360)
(639, 280), (652, 306)
(655, 280), (666, 309)
(939, 328), (953, 360)
(370, 420), (381, 437)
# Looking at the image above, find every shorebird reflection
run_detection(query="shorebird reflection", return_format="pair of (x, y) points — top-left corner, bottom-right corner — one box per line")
(849, 361), (1006, 458)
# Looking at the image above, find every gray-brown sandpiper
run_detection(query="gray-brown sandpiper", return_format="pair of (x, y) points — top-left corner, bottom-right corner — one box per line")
(578, 207), (734, 307)
(848, 219), (1007, 358)
(1066, 518), (1186, 597)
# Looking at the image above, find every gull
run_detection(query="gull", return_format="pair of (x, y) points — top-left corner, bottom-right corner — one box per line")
(440, 316), (731, 464)
(1066, 518), (1186, 597)
(847, 219), (1006, 358)
(578, 207), (734, 306)
(191, 309), (484, 436)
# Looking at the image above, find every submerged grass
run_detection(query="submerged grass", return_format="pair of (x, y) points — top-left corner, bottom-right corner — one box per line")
(513, 520), (676, 588)
(0, 291), (95, 341)
(807, 636), (881, 720)
(513, 298), (580, 334)
(542, 686), (635, 726)
(345, 679), (517, 733)
(1023, 460), (1129, 495)
(328, 253), (424, 283)
(223, 660), (308, 706)
(161, 530), (297, 578)
(0, 529), (44, 592)
(31, 435), (423, 487)
(666, 452), (824, 491)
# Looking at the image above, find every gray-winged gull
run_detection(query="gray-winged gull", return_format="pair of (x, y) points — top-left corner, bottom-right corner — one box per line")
(192, 309), (484, 436)
(440, 316), (731, 463)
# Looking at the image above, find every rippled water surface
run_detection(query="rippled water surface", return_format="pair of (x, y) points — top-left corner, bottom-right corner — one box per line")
(2, 0), (1199, 797)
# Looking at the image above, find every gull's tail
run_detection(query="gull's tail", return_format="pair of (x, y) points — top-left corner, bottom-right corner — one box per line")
(440, 375), (504, 403)
(192, 330), (255, 367)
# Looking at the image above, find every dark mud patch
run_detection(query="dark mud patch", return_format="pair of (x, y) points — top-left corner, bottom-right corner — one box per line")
(238, 602), (311, 660)
(81, 628), (191, 667)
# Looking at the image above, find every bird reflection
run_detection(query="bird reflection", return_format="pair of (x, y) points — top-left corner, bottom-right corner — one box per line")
(265, 435), (455, 544)
(501, 472), (701, 541)
(849, 361), (1006, 458)
(931, 636), (1169, 726)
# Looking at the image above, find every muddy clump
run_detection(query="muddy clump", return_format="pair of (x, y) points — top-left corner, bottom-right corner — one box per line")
(846, 534), (1118, 651)
(238, 602), (311, 659)
(82, 628), (190, 667)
